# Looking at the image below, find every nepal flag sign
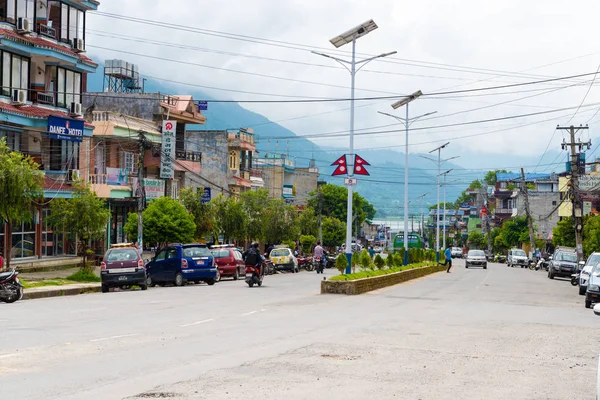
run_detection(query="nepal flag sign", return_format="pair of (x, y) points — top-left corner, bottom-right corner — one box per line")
(353, 155), (370, 176)
(331, 155), (348, 176)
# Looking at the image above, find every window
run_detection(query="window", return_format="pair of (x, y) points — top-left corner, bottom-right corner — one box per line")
(50, 66), (81, 108)
(1, 0), (34, 24)
(120, 151), (137, 174)
(155, 249), (168, 262)
(47, 138), (79, 171)
(11, 221), (36, 259)
(0, 50), (29, 98)
(16, 0), (33, 20)
(56, 2), (85, 42)
(170, 180), (179, 200)
(0, 130), (21, 152)
(183, 246), (211, 258)
(229, 151), (237, 170)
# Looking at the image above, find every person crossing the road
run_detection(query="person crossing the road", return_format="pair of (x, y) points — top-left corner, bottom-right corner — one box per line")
(439, 246), (453, 273)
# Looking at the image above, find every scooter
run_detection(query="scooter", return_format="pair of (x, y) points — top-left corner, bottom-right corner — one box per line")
(571, 271), (580, 286)
(245, 265), (263, 287)
(314, 256), (324, 274)
(325, 252), (337, 269)
(0, 270), (24, 303)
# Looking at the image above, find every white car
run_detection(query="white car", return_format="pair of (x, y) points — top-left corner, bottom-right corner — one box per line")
(579, 252), (600, 296)
(451, 247), (463, 258)
(465, 250), (487, 269)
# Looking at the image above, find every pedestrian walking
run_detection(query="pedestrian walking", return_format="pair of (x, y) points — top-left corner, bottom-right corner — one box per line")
(439, 246), (453, 273)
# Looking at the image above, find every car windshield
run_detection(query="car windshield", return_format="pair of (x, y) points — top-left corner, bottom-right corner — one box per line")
(469, 250), (485, 257)
(183, 246), (212, 258)
(211, 250), (231, 258)
(557, 252), (577, 262)
(106, 249), (139, 261)
(586, 254), (600, 267)
(514, 250), (526, 257)
(593, 264), (600, 275)
(271, 249), (290, 257)
(452, 248), (461, 251)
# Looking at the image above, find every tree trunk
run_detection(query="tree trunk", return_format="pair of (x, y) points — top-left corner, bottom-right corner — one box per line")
(4, 218), (11, 271)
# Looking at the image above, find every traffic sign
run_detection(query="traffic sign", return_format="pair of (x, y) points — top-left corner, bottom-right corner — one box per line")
(353, 154), (370, 175)
(197, 101), (208, 111)
(331, 155), (348, 176)
(344, 177), (358, 186)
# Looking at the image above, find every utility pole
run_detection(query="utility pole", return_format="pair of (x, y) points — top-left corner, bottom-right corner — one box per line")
(520, 168), (536, 259)
(557, 125), (591, 262)
(317, 181), (323, 244)
(137, 131), (147, 251)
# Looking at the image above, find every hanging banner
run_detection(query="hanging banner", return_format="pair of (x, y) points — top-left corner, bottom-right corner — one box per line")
(160, 120), (177, 179)
(201, 187), (211, 204)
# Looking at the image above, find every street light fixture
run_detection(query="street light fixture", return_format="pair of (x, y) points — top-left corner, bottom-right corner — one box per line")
(378, 106), (437, 265)
(429, 142), (450, 262)
(440, 176), (461, 249)
(314, 20), (396, 274)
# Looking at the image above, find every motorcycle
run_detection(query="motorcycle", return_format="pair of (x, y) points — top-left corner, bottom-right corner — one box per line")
(0, 270), (24, 303)
(298, 256), (314, 271)
(245, 265), (263, 287)
(571, 271), (580, 286)
(325, 252), (337, 269)
(536, 257), (549, 271)
(494, 254), (507, 264)
(314, 256), (324, 274)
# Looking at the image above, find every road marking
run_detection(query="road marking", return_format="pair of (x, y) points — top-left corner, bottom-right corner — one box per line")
(242, 311), (257, 316)
(0, 354), (16, 359)
(90, 333), (138, 342)
(70, 308), (106, 314)
(180, 319), (214, 327)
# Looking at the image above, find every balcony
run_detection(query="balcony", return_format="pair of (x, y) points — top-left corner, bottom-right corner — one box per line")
(88, 174), (131, 186)
(495, 208), (517, 215)
(36, 92), (55, 106)
(37, 24), (57, 40)
(227, 130), (256, 151)
(175, 150), (202, 163)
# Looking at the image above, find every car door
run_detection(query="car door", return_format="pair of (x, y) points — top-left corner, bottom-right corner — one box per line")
(162, 248), (180, 282)
(234, 250), (245, 275)
(149, 249), (169, 282)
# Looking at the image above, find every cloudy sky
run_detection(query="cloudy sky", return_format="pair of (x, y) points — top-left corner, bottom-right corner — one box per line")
(86, 0), (600, 173)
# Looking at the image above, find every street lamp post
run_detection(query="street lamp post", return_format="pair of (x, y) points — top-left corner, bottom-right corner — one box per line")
(440, 169), (453, 249)
(415, 192), (430, 237)
(425, 142), (450, 262)
(313, 20), (396, 274)
(379, 103), (436, 265)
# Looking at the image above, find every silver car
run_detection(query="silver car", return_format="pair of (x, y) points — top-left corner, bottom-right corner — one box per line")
(579, 253), (600, 296)
(466, 250), (488, 269)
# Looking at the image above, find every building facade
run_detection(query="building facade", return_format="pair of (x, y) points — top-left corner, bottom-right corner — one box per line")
(254, 154), (318, 205)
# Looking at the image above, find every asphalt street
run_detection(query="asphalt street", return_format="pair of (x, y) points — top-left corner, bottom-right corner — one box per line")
(1, 260), (599, 399)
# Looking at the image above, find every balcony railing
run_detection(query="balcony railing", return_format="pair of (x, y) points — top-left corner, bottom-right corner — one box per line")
(37, 92), (54, 106)
(175, 150), (202, 162)
(37, 24), (57, 40)
(495, 208), (516, 215)
(88, 174), (131, 186)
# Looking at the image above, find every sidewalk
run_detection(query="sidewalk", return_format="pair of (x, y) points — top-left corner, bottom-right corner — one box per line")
(19, 266), (101, 281)
(23, 283), (101, 300)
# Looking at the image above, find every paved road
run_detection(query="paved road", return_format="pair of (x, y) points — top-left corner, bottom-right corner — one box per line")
(1, 261), (599, 399)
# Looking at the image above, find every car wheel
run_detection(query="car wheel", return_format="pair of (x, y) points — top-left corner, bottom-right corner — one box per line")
(140, 284), (148, 291)
(101, 284), (109, 293)
(206, 279), (216, 286)
(465, 264), (469, 268)
(174, 273), (184, 287)
(146, 276), (156, 288)
(585, 300), (592, 309)
(549, 269), (555, 279)
(483, 264), (487, 269)
(579, 286), (587, 296)
(233, 269), (239, 281)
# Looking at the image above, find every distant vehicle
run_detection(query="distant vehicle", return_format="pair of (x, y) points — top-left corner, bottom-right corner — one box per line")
(373, 246), (382, 253)
(507, 248), (528, 268)
(101, 244), (147, 293)
(269, 246), (298, 273)
(210, 245), (246, 281)
(451, 247), (463, 259)
(585, 263), (600, 308)
(146, 244), (218, 287)
(465, 250), (487, 269)
(579, 253), (600, 295)
(548, 250), (578, 279)
(393, 233), (423, 253)
(11, 240), (34, 258)
(342, 242), (364, 253)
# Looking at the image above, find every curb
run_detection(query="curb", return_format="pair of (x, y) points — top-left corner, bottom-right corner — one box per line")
(23, 285), (102, 300)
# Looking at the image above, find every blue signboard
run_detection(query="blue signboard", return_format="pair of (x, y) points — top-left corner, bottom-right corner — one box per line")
(47, 116), (84, 142)
(197, 101), (208, 111)
(201, 187), (211, 204)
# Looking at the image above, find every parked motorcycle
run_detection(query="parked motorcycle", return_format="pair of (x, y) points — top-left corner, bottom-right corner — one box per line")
(325, 252), (337, 269)
(536, 257), (549, 271)
(245, 265), (263, 287)
(571, 271), (580, 286)
(314, 256), (324, 274)
(298, 256), (314, 271)
(263, 259), (275, 275)
(0, 270), (24, 303)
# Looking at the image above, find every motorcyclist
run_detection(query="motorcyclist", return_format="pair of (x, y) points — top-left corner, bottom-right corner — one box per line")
(313, 241), (325, 270)
(243, 242), (264, 276)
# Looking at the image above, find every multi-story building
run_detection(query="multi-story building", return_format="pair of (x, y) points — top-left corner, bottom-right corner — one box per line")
(254, 154), (318, 205)
(0, 0), (100, 262)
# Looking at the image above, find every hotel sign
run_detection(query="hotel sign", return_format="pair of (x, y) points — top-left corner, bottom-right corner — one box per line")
(47, 116), (84, 142)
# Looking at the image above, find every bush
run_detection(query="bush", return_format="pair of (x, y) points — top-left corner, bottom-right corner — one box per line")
(299, 235), (317, 254)
(66, 269), (101, 283)
(352, 250), (360, 273)
(282, 239), (296, 250)
(335, 253), (348, 274)
(359, 249), (372, 270)
(385, 253), (395, 268)
(329, 262), (433, 281)
(374, 254), (385, 270)
(394, 253), (405, 267)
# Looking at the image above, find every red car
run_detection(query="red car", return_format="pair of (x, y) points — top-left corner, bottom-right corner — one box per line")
(210, 245), (246, 281)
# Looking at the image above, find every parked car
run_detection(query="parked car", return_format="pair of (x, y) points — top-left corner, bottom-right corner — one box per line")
(451, 247), (463, 258)
(269, 246), (298, 273)
(465, 250), (487, 269)
(585, 263), (600, 308)
(210, 245), (245, 281)
(579, 252), (600, 295)
(146, 244), (218, 286)
(100, 243), (146, 293)
(548, 249), (578, 279)
(507, 248), (528, 268)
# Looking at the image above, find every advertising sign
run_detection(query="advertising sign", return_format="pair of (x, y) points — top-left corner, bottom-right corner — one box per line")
(160, 120), (177, 179)
(201, 187), (211, 204)
(144, 179), (165, 200)
(197, 101), (208, 111)
(106, 167), (128, 186)
(584, 201), (592, 216)
(48, 116), (84, 142)
(283, 185), (294, 197)
(577, 175), (600, 192)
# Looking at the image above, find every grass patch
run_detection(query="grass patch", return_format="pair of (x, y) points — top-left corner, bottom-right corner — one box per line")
(329, 262), (433, 281)
(21, 279), (72, 289)
(66, 269), (101, 283)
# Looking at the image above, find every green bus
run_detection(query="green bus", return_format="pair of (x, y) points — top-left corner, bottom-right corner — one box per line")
(393, 233), (424, 253)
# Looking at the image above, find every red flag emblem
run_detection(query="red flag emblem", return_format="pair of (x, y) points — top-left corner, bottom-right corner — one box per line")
(353, 154), (370, 176)
(331, 155), (347, 176)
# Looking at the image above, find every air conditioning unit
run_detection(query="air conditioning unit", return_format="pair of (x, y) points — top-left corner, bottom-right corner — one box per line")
(73, 38), (85, 53)
(68, 169), (81, 182)
(12, 89), (27, 105)
(70, 102), (82, 116)
(17, 18), (31, 33)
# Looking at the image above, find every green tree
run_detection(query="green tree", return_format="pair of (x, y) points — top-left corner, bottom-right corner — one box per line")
(239, 189), (269, 242)
(583, 215), (600, 257)
(321, 216), (346, 248)
(0, 138), (43, 269)
(385, 252), (395, 268)
(469, 179), (483, 189)
(468, 231), (485, 249)
(374, 254), (385, 270)
(429, 202), (455, 211)
(180, 187), (217, 241)
(212, 194), (247, 243)
(453, 191), (472, 209)
(297, 207), (319, 237)
(359, 249), (372, 270)
(483, 170), (508, 186)
(47, 183), (110, 270)
(131, 196), (195, 249)
(552, 217), (576, 248)
(498, 216), (529, 248)
(335, 253), (348, 274)
(262, 199), (298, 245)
(300, 235), (317, 254)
